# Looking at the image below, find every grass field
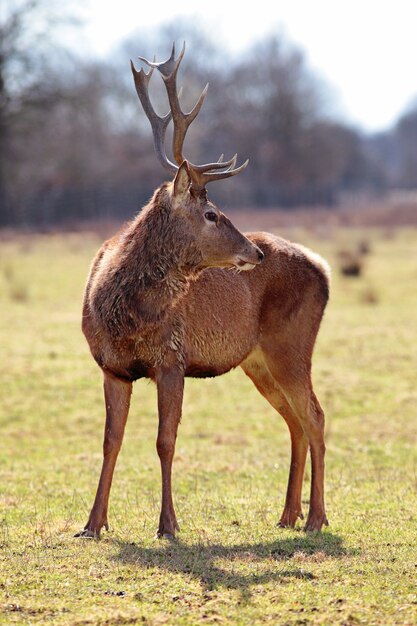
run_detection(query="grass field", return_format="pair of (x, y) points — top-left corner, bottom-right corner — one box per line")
(1, 225), (417, 625)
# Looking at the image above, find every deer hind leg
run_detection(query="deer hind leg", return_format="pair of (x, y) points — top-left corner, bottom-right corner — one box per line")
(241, 350), (308, 528)
(261, 347), (328, 532)
(75, 371), (132, 539)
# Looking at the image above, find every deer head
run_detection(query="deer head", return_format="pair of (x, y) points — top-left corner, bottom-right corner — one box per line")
(130, 43), (264, 271)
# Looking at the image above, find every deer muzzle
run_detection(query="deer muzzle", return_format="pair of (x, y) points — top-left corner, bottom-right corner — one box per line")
(234, 244), (264, 271)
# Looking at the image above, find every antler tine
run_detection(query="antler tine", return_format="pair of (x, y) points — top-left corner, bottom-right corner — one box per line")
(191, 158), (250, 190)
(191, 154), (238, 174)
(138, 41), (181, 78)
(130, 59), (176, 175)
(225, 153), (238, 171)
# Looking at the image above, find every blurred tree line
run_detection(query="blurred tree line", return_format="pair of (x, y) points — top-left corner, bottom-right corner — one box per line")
(1, 2), (416, 227)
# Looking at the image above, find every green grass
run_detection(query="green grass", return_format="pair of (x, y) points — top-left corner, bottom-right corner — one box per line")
(1, 227), (417, 625)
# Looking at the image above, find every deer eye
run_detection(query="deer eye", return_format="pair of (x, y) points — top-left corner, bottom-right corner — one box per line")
(204, 211), (218, 223)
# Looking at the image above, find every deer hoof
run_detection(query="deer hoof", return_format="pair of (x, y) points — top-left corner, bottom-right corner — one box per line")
(156, 530), (176, 540)
(74, 528), (99, 539)
(303, 513), (329, 532)
(278, 508), (303, 528)
(277, 520), (293, 529)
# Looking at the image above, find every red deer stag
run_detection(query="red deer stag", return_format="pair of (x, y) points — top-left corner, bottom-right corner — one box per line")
(76, 43), (330, 540)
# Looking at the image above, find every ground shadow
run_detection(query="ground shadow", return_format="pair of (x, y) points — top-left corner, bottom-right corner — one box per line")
(111, 530), (350, 598)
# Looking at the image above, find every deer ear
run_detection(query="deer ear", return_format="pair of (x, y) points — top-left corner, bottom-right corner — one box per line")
(173, 161), (191, 198)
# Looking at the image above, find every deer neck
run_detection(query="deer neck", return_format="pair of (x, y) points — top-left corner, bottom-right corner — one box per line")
(104, 200), (201, 334)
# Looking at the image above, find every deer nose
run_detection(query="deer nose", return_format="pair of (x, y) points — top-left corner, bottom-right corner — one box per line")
(257, 249), (264, 263)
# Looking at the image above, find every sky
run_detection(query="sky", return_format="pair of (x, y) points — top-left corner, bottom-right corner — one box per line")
(81, 0), (417, 133)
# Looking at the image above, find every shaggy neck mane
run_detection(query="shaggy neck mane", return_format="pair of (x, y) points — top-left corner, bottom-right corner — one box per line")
(95, 185), (202, 336)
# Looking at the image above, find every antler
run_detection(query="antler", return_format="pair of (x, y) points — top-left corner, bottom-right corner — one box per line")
(131, 42), (249, 191)
(130, 61), (176, 175)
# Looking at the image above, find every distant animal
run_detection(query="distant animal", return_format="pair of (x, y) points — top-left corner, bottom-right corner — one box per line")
(75, 43), (330, 540)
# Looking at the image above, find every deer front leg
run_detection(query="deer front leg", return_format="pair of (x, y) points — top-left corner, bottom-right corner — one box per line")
(75, 371), (132, 539)
(155, 367), (184, 539)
